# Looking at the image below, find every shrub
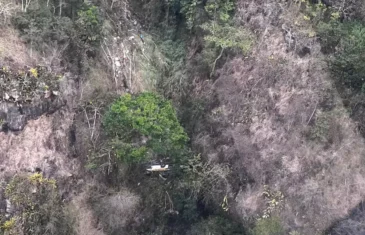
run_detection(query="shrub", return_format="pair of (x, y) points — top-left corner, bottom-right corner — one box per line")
(180, 154), (230, 205)
(103, 92), (189, 164)
(190, 216), (247, 235)
(12, 3), (75, 54)
(91, 190), (140, 234)
(12, 1), (102, 57)
(3, 173), (74, 235)
(180, 0), (204, 30)
(201, 22), (253, 53)
(199, 0), (254, 75)
(1, 217), (16, 231)
(251, 217), (285, 235)
(318, 21), (365, 90)
(75, 5), (103, 47)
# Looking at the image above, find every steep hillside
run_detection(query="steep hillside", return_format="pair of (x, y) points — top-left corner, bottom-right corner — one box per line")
(1, 0), (365, 234)
(189, 1), (365, 233)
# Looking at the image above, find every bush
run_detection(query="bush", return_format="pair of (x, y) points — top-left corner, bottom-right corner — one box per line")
(251, 217), (285, 235)
(201, 22), (253, 53)
(318, 20), (365, 90)
(91, 190), (140, 234)
(3, 173), (74, 235)
(199, 0), (253, 75)
(190, 216), (247, 235)
(180, 154), (230, 205)
(12, 4), (75, 53)
(12, 1), (102, 57)
(103, 92), (189, 164)
(75, 5), (103, 47)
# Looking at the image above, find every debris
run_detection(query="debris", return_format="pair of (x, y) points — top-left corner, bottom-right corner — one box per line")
(146, 164), (170, 172)
(159, 174), (167, 180)
(5, 199), (13, 218)
(45, 90), (52, 99)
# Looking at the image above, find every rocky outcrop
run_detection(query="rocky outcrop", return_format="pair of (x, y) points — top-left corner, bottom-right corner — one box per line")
(0, 65), (64, 131)
(0, 98), (65, 132)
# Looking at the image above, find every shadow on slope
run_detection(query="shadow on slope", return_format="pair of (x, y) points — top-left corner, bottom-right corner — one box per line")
(325, 200), (365, 235)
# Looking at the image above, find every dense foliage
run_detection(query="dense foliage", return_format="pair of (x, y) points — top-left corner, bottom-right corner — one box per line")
(103, 92), (189, 164)
(1, 173), (74, 235)
(12, 1), (103, 61)
(318, 20), (365, 90)
(75, 5), (103, 47)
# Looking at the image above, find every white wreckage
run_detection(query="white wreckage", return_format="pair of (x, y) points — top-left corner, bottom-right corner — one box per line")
(146, 164), (170, 172)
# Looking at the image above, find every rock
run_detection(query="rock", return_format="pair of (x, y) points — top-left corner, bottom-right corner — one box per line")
(7, 107), (26, 131)
(0, 98), (66, 132)
(8, 114), (27, 131)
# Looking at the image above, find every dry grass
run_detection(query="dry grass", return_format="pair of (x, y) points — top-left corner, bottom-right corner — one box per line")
(0, 26), (37, 67)
(190, 0), (365, 234)
(0, 114), (80, 177)
(92, 190), (140, 233)
(0, 0), (16, 25)
(69, 193), (106, 235)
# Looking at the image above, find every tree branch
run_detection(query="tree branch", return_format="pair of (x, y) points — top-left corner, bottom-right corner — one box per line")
(210, 47), (224, 77)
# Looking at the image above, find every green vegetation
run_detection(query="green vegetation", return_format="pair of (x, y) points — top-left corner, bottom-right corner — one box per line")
(75, 5), (103, 48)
(201, 22), (253, 75)
(12, 0), (103, 58)
(309, 111), (331, 143)
(12, 5), (75, 54)
(180, 154), (230, 204)
(103, 92), (189, 164)
(251, 217), (285, 235)
(186, 0), (253, 75)
(300, 0), (332, 25)
(2, 173), (74, 235)
(318, 21), (365, 90)
(0, 66), (60, 103)
(0, 218), (16, 231)
(180, 0), (203, 30)
(190, 216), (247, 235)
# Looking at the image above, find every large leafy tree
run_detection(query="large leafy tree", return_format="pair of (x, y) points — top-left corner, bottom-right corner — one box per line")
(103, 92), (189, 164)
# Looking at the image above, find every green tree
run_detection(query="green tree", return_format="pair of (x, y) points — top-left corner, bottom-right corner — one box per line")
(180, 0), (203, 30)
(75, 5), (103, 47)
(201, 22), (253, 75)
(103, 92), (189, 164)
(181, 0), (254, 75)
(318, 21), (365, 90)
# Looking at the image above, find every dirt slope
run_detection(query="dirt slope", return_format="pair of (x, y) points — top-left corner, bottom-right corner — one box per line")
(193, 0), (365, 233)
